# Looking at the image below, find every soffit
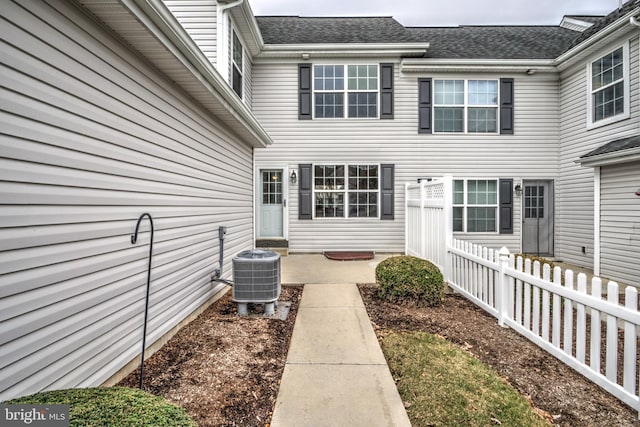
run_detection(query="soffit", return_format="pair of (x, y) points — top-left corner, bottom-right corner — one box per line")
(76, 0), (271, 148)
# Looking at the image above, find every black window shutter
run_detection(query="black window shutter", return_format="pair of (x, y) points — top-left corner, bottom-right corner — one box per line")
(418, 78), (432, 134)
(380, 164), (395, 220)
(380, 63), (394, 119)
(500, 78), (514, 134)
(499, 178), (513, 234)
(299, 164), (313, 219)
(299, 64), (312, 120)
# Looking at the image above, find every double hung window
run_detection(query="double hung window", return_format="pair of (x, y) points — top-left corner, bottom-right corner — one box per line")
(434, 80), (498, 133)
(314, 164), (379, 218)
(314, 65), (379, 118)
(589, 45), (628, 125)
(453, 179), (498, 232)
(232, 30), (243, 98)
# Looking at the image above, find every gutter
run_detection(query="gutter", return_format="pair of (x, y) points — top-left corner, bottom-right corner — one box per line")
(578, 147), (640, 167)
(123, 0), (272, 148)
(258, 43), (429, 60)
(401, 58), (556, 74)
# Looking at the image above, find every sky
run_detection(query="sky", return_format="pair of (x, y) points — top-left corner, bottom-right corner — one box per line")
(248, 0), (624, 27)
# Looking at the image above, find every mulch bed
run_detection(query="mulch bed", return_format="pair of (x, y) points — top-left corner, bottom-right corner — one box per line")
(116, 283), (638, 426)
(118, 286), (302, 427)
(358, 284), (640, 427)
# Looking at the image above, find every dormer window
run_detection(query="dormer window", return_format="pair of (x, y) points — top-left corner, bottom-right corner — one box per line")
(232, 30), (243, 98)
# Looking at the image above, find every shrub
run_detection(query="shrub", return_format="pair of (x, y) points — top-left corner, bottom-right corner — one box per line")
(376, 255), (444, 306)
(5, 387), (197, 427)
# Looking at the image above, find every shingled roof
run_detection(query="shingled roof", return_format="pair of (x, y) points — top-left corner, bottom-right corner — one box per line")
(256, 16), (580, 59)
(256, 1), (639, 60)
(565, 0), (640, 50)
(406, 26), (579, 59)
(581, 135), (640, 159)
(256, 16), (418, 44)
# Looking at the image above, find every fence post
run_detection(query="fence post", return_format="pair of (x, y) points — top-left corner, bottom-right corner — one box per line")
(404, 182), (410, 256)
(497, 246), (510, 327)
(443, 175), (453, 284)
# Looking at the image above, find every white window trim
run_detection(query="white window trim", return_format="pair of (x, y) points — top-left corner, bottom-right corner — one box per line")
(433, 79), (500, 134)
(586, 41), (630, 129)
(312, 163), (381, 219)
(453, 178), (500, 234)
(231, 27), (244, 99)
(312, 64), (380, 119)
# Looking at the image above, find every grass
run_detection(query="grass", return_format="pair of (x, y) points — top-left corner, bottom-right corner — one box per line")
(5, 387), (197, 427)
(381, 332), (550, 427)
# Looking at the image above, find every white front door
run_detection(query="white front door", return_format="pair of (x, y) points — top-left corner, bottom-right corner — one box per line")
(522, 180), (554, 256)
(259, 169), (284, 238)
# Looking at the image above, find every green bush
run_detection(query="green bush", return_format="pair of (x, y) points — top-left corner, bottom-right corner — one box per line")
(376, 255), (445, 306)
(5, 387), (196, 427)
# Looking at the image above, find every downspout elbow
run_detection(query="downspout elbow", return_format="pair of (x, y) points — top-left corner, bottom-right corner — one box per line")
(218, 0), (244, 12)
(631, 16), (640, 27)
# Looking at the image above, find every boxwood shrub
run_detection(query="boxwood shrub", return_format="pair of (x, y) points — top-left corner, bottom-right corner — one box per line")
(376, 255), (445, 306)
(5, 387), (196, 427)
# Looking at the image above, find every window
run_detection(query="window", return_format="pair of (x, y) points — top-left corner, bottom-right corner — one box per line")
(434, 80), (498, 133)
(314, 164), (379, 218)
(314, 65), (379, 118)
(524, 185), (544, 219)
(588, 44), (629, 127)
(453, 179), (498, 232)
(232, 30), (243, 98)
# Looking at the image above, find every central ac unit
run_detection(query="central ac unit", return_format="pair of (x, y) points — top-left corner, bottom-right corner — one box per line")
(232, 249), (281, 315)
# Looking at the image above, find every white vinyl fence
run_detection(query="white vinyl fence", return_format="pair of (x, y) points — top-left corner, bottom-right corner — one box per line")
(406, 177), (640, 416)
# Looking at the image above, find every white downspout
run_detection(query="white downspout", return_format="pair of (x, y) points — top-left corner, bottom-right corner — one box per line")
(216, 0), (244, 81)
(594, 167), (601, 277)
(630, 16), (640, 27)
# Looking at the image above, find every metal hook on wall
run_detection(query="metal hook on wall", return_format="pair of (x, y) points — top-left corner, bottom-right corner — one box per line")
(131, 212), (154, 390)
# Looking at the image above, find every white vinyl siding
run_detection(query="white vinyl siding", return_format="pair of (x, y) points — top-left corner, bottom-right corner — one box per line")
(253, 61), (561, 253)
(163, 0), (218, 67)
(599, 162), (640, 287)
(558, 35), (639, 268)
(0, 0), (253, 401)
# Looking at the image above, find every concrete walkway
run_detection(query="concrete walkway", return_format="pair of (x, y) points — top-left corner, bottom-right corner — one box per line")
(271, 255), (411, 426)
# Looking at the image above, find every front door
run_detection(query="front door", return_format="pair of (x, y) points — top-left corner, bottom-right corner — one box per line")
(522, 180), (554, 256)
(259, 169), (284, 238)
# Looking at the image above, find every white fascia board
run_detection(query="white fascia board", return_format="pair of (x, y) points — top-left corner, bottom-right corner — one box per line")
(401, 58), (556, 73)
(123, 0), (272, 147)
(555, 7), (640, 71)
(231, 1), (265, 55)
(578, 148), (640, 167)
(258, 43), (429, 59)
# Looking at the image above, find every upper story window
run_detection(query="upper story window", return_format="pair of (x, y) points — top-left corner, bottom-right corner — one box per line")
(313, 65), (379, 119)
(588, 43), (629, 128)
(434, 80), (498, 133)
(231, 30), (243, 98)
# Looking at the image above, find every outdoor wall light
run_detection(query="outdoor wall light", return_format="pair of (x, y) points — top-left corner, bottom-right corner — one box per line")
(290, 170), (297, 184)
(514, 184), (523, 196)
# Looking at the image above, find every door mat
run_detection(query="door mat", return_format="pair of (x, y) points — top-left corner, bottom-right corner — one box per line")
(324, 251), (375, 261)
